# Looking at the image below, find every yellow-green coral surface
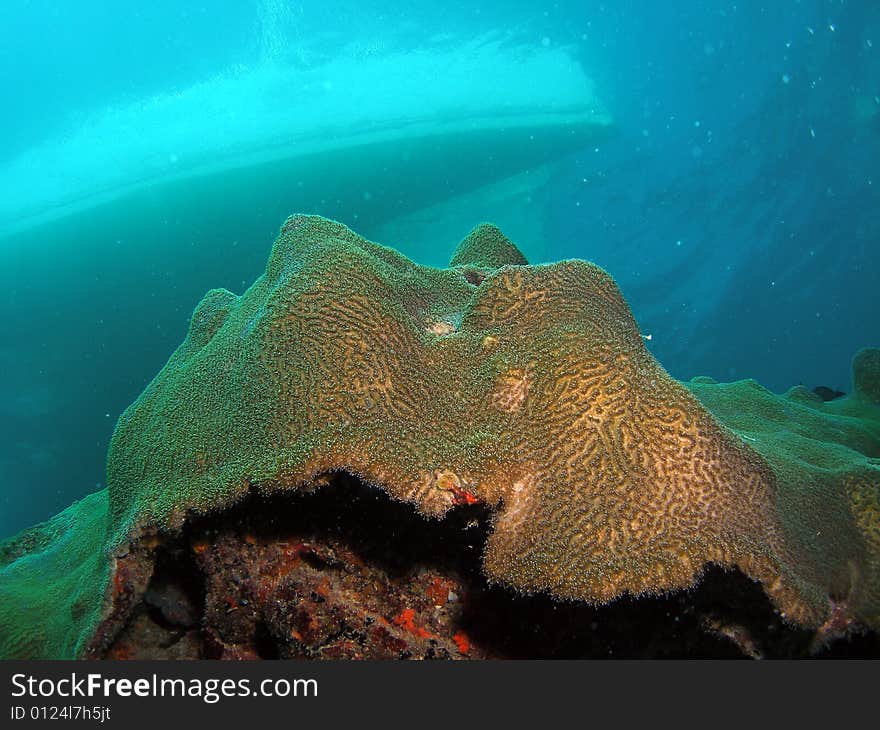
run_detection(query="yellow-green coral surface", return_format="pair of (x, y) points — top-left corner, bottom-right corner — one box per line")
(1, 215), (878, 658)
(0, 491), (110, 659)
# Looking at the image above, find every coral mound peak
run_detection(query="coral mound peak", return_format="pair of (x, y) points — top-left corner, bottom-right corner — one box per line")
(1, 215), (878, 658)
(450, 222), (530, 270)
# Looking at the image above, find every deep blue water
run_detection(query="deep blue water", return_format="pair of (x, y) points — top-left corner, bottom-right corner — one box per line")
(1, 0), (877, 538)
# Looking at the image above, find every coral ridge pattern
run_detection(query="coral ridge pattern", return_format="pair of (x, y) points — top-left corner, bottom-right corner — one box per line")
(1, 215), (878, 659)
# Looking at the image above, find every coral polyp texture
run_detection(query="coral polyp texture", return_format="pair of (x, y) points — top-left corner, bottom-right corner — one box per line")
(1, 215), (878, 659)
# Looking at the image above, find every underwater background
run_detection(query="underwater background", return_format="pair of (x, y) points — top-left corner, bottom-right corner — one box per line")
(0, 0), (877, 539)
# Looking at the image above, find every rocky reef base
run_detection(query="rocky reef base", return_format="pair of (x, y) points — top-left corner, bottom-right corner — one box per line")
(103, 474), (878, 660)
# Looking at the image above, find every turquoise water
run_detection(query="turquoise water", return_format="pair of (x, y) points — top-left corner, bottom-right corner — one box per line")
(0, 0), (878, 538)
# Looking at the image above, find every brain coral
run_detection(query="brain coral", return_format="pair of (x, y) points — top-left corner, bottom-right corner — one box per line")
(1, 215), (878, 658)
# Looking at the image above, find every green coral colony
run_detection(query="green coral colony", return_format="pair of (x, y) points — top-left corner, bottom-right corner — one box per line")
(1, 215), (878, 659)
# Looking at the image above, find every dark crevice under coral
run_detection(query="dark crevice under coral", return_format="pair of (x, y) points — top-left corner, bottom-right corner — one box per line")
(102, 474), (879, 660)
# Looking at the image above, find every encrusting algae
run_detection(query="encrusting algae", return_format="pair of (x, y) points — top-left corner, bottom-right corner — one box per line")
(1, 215), (878, 658)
